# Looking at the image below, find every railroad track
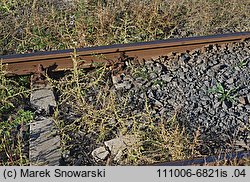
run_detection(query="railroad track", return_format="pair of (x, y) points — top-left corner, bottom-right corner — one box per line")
(1, 31), (250, 76)
(1, 32), (250, 166)
(153, 150), (250, 166)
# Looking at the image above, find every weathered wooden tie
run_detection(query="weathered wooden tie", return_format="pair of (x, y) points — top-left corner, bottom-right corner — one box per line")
(29, 69), (60, 165)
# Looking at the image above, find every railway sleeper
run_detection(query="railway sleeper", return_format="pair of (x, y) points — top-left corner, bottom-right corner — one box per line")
(29, 67), (60, 165)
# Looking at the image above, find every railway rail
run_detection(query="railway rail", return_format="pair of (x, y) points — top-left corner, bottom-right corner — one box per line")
(1, 31), (250, 76)
(1, 32), (250, 166)
(153, 150), (250, 166)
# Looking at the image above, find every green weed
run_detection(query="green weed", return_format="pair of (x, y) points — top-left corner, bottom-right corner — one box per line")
(238, 59), (249, 68)
(209, 83), (239, 103)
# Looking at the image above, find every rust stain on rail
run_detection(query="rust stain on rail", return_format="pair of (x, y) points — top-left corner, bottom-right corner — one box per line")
(1, 32), (250, 76)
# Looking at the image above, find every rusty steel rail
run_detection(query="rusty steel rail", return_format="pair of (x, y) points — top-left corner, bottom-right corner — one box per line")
(152, 150), (250, 166)
(1, 31), (250, 76)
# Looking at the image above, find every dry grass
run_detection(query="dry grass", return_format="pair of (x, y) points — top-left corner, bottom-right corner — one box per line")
(1, 0), (249, 54)
(50, 55), (202, 165)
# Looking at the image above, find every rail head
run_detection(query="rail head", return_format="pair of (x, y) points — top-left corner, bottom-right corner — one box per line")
(1, 31), (250, 76)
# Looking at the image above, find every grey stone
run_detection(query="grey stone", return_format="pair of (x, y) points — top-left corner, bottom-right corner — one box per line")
(139, 93), (144, 98)
(106, 40), (250, 157)
(186, 75), (193, 82)
(161, 74), (173, 82)
(196, 58), (203, 64)
(179, 72), (185, 80)
(182, 67), (189, 73)
(201, 95), (210, 101)
(247, 94), (250, 104)
(206, 70), (214, 77)
(167, 99), (176, 106)
(151, 84), (161, 91)
(208, 61), (214, 67)
(135, 77), (147, 84)
(149, 72), (158, 79)
(214, 101), (221, 108)
(88, 96), (93, 102)
(180, 53), (190, 62)
(238, 88), (248, 95)
(245, 105), (250, 112)
(238, 97), (247, 105)
(104, 135), (138, 161)
(171, 81), (178, 87)
(236, 104), (245, 111)
(114, 81), (131, 90)
(212, 59), (219, 65)
(153, 63), (162, 73)
(209, 108), (215, 115)
(159, 108), (167, 115)
(111, 75), (121, 84)
(91, 147), (109, 161)
(154, 100), (163, 108)
(222, 101), (228, 110)
(147, 90), (154, 99)
(219, 111), (227, 118)
(204, 81), (210, 87)
(226, 77), (234, 84)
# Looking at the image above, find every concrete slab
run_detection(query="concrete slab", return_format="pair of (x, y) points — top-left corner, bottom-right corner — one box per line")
(30, 117), (60, 165)
(30, 85), (56, 115)
(30, 84), (60, 165)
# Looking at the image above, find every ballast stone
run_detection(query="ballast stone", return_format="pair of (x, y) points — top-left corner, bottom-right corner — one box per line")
(91, 147), (109, 162)
(111, 41), (250, 154)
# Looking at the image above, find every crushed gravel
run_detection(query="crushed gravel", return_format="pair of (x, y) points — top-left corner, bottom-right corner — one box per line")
(112, 41), (250, 154)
